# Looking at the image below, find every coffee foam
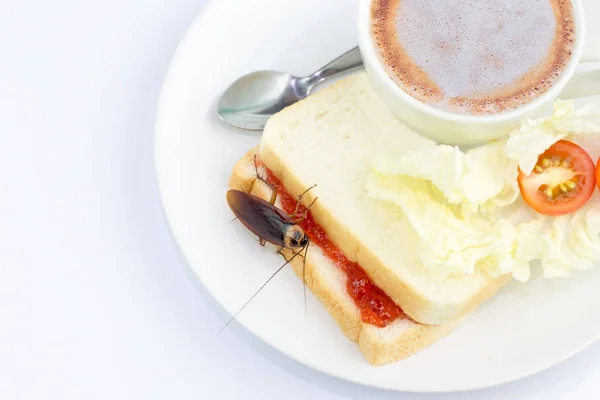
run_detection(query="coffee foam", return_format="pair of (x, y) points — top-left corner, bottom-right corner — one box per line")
(371, 0), (575, 115)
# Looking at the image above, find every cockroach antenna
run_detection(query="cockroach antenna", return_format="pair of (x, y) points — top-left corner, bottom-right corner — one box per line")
(219, 250), (304, 332)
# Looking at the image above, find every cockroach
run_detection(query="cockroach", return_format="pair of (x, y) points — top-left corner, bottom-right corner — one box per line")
(221, 160), (316, 331)
(226, 190), (311, 251)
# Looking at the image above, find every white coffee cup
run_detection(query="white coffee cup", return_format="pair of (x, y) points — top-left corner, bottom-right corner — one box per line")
(358, 0), (600, 146)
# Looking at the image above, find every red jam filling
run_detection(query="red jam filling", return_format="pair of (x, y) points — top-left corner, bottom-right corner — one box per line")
(263, 166), (404, 327)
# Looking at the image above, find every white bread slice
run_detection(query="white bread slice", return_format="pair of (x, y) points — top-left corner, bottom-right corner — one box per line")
(229, 149), (461, 365)
(259, 72), (509, 325)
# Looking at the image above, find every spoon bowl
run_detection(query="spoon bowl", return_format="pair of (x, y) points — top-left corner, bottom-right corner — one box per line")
(218, 71), (310, 131)
(217, 47), (363, 130)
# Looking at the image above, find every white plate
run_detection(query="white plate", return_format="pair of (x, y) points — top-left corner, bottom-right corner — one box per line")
(155, 0), (600, 392)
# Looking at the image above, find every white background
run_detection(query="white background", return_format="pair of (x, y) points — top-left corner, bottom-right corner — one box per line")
(2, 0), (600, 399)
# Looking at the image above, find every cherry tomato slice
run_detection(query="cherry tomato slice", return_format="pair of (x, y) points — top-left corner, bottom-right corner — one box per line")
(518, 140), (596, 216)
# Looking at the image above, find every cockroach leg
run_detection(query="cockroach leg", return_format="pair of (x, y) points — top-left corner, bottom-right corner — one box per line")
(256, 171), (277, 206)
(275, 247), (286, 257)
(277, 244), (310, 314)
(219, 249), (304, 333)
(253, 154), (261, 179)
(268, 187), (278, 206)
(306, 197), (318, 212)
(291, 184), (317, 219)
(292, 197), (318, 224)
(292, 216), (306, 224)
(252, 155), (275, 188)
(278, 246), (305, 260)
(259, 238), (266, 247)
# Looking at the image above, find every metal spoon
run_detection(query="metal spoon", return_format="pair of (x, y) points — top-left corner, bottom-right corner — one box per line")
(217, 47), (363, 130)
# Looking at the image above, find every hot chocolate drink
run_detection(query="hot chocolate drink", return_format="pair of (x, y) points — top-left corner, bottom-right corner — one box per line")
(371, 0), (575, 115)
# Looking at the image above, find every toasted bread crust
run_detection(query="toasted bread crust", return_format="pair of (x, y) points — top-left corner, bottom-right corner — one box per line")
(229, 148), (461, 365)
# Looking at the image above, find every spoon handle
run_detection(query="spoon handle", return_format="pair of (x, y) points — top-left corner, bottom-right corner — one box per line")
(305, 47), (364, 89)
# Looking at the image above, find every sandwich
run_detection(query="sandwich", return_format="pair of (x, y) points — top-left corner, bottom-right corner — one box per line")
(228, 72), (508, 365)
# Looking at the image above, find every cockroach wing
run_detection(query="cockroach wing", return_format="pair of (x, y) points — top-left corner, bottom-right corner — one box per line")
(226, 190), (292, 247)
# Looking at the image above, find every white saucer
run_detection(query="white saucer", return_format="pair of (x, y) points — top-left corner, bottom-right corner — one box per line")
(155, 0), (600, 392)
